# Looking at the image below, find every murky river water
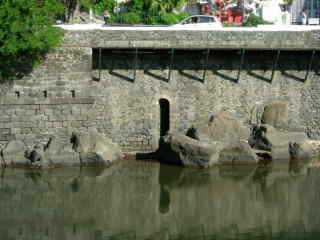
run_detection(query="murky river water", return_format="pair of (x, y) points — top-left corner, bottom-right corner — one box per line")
(0, 161), (320, 240)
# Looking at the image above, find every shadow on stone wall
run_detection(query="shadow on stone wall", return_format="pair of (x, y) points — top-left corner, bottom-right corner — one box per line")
(92, 48), (320, 83)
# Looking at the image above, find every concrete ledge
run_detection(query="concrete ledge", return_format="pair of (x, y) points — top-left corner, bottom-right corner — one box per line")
(60, 25), (320, 50)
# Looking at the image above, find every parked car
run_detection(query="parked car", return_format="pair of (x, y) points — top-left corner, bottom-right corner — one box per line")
(171, 15), (223, 28)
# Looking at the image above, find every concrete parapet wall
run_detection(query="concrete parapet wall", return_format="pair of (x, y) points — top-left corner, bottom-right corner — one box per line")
(62, 28), (320, 50)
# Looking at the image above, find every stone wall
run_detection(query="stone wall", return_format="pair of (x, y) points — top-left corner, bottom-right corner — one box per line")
(0, 28), (319, 152)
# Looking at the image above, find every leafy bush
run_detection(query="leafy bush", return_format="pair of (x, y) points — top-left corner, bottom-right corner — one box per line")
(0, 0), (64, 80)
(111, 12), (142, 24)
(108, 0), (188, 25)
(159, 13), (179, 24)
(129, 0), (144, 12)
(94, 0), (116, 15)
(243, 14), (272, 27)
(158, 12), (189, 24)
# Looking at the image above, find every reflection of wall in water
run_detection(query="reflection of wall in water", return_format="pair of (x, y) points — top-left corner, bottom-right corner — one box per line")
(1, 163), (320, 239)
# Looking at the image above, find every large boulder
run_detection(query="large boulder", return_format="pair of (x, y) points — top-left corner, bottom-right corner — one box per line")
(218, 141), (259, 165)
(249, 124), (310, 161)
(266, 126), (308, 161)
(71, 129), (123, 166)
(44, 137), (80, 167)
(1, 140), (30, 166)
(261, 101), (288, 129)
(158, 132), (258, 168)
(199, 111), (250, 144)
(25, 144), (46, 168)
(158, 132), (224, 168)
(289, 141), (319, 160)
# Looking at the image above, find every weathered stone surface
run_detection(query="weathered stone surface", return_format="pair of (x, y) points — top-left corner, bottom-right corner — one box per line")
(1, 140), (29, 166)
(44, 136), (80, 166)
(289, 141), (320, 160)
(218, 141), (258, 165)
(159, 132), (224, 168)
(199, 111), (250, 144)
(159, 131), (258, 168)
(261, 101), (289, 129)
(268, 130), (308, 148)
(249, 124), (311, 161)
(71, 129), (123, 166)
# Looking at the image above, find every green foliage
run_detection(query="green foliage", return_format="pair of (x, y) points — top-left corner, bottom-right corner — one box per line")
(157, 12), (189, 24)
(106, 0), (189, 25)
(129, 0), (144, 12)
(110, 11), (189, 25)
(0, 0), (64, 80)
(94, 0), (116, 15)
(110, 12), (142, 24)
(79, 0), (93, 11)
(144, 0), (187, 14)
(243, 14), (272, 27)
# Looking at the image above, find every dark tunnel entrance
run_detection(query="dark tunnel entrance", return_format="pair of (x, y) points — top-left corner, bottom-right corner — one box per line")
(159, 98), (170, 137)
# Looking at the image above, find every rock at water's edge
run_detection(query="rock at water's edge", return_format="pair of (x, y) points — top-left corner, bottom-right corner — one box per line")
(159, 132), (224, 168)
(2, 140), (30, 166)
(44, 136), (80, 167)
(199, 111), (250, 144)
(218, 141), (259, 165)
(71, 129), (123, 166)
(261, 101), (288, 129)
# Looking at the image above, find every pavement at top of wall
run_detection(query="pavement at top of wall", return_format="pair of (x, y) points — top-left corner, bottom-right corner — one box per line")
(57, 23), (320, 32)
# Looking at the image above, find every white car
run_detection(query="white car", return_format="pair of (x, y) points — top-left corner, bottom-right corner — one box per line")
(171, 15), (223, 28)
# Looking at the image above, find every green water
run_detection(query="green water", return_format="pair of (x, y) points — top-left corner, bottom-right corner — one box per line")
(0, 161), (320, 240)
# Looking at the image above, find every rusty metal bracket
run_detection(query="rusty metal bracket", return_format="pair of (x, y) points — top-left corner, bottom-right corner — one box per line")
(271, 50), (280, 81)
(237, 49), (245, 82)
(133, 48), (138, 81)
(305, 50), (316, 81)
(202, 49), (210, 81)
(98, 47), (102, 81)
(168, 48), (175, 81)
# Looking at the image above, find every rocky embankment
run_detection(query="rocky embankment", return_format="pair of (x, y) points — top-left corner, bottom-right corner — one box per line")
(0, 128), (123, 168)
(1, 101), (320, 169)
(157, 101), (320, 168)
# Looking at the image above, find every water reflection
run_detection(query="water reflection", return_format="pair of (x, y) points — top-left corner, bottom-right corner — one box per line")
(0, 161), (320, 240)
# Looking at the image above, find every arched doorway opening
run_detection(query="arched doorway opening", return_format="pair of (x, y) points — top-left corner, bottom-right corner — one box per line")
(159, 98), (170, 137)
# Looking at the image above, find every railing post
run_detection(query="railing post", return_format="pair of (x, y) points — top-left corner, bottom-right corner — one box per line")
(305, 50), (316, 81)
(271, 50), (280, 81)
(202, 49), (210, 81)
(168, 48), (175, 81)
(237, 49), (245, 82)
